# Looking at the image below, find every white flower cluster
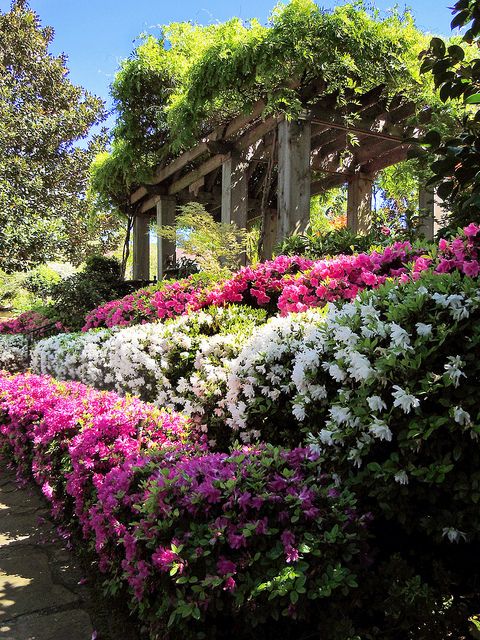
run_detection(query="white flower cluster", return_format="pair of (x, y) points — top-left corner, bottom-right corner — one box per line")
(31, 306), (263, 436)
(30, 328), (113, 387)
(0, 334), (29, 372)
(224, 280), (480, 465)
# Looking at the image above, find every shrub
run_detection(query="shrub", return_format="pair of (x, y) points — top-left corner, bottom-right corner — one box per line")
(0, 372), (369, 640)
(32, 306), (267, 448)
(0, 309), (61, 335)
(30, 328), (115, 387)
(0, 334), (29, 372)
(50, 255), (125, 330)
(276, 227), (396, 259)
(22, 264), (61, 303)
(226, 271), (480, 540)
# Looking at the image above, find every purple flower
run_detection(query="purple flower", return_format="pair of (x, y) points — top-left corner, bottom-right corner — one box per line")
(217, 557), (237, 576)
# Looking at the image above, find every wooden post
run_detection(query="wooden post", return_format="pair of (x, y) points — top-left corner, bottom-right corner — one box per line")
(156, 197), (176, 279)
(222, 152), (248, 265)
(418, 187), (448, 240)
(261, 209), (278, 260)
(132, 214), (150, 280)
(221, 153), (248, 228)
(277, 118), (311, 243)
(347, 172), (373, 234)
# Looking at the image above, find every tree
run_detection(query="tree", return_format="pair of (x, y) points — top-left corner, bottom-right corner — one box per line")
(0, 0), (121, 272)
(418, 0), (480, 228)
(158, 203), (247, 276)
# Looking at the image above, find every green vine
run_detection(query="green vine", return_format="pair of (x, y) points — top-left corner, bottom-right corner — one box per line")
(91, 0), (465, 211)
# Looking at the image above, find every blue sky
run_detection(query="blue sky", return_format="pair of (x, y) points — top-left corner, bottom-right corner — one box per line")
(0, 0), (458, 122)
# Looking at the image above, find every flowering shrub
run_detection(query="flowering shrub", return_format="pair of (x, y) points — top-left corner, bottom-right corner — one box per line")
(0, 334), (29, 372)
(83, 273), (218, 330)
(0, 309), (62, 335)
(30, 328), (115, 387)
(278, 225), (480, 313)
(32, 306), (267, 446)
(81, 226), (480, 333)
(82, 257), (314, 330)
(226, 271), (480, 541)
(0, 372), (370, 639)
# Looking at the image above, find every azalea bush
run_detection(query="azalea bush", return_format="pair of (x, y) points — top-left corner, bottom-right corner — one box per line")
(80, 226), (478, 332)
(0, 372), (371, 639)
(32, 306), (267, 447)
(0, 334), (29, 372)
(0, 309), (60, 335)
(30, 327), (115, 388)
(226, 271), (480, 537)
(83, 244), (423, 331)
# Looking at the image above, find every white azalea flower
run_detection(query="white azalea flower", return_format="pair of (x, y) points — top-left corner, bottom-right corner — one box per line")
(416, 322), (432, 337)
(453, 406), (471, 426)
(442, 527), (467, 543)
(367, 395), (387, 412)
(394, 470), (409, 485)
(319, 429), (335, 445)
(392, 385), (420, 414)
(389, 323), (411, 350)
(329, 405), (351, 425)
(444, 355), (466, 387)
(348, 351), (373, 381)
(369, 419), (392, 442)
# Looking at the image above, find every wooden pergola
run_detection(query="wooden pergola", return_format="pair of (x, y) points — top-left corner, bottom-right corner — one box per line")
(128, 82), (444, 280)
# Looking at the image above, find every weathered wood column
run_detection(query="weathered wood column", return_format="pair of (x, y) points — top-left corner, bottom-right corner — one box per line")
(156, 196), (176, 279)
(347, 172), (374, 234)
(418, 187), (448, 240)
(277, 118), (311, 243)
(221, 153), (248, 228)
(261, 209), (278, 260)
(222, 152), (249, 264)
(132, 213), (150, 280)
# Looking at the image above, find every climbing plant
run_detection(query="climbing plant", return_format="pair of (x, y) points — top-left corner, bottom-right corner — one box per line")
(91, 0), (455, 212)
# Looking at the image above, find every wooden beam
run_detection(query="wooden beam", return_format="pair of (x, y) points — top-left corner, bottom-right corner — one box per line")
(361, 144), (411, 174)
(139, 194), (161, 214)
(130, 100), (267, 203)
(157, 197), (176, 279)
(311, 117), (404, 144)
(418, 187), (448, 240)
(347, 172), (374, 234)
(311, 174), (347, 195)
(168, 154), (230, 195)
(222, 153), (248, 228)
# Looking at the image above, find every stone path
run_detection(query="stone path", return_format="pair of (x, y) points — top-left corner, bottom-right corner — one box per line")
(0, 463), (140, 640)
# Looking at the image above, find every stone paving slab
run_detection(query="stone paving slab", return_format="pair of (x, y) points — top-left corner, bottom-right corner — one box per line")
(0, 464), (95, 640)
(0, 462), (143, 640)
(0, 607), (93, 640)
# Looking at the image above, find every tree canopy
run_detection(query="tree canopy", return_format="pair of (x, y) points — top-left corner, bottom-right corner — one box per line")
(0, 0), (120, 272)
(92, 0), (453, 211)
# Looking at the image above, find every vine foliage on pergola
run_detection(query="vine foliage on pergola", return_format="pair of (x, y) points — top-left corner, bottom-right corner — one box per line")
(90, 0), (458, 213)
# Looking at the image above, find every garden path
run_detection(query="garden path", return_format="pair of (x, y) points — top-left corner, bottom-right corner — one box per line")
(0, 463), (108, 640)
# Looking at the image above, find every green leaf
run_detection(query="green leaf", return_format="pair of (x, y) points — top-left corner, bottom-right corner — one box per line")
(465, 93), (480, 104)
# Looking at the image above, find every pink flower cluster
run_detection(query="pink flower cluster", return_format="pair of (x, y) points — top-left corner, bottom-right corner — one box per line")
(436, 223), (480, 277)
(83, 256), (312, 331)
(0, 373), (189, 518)
(0, 310), (63, 336)
(277, 241), (429, 313)
(0, 371), (367, 633)
(83, 278), (210, 331)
